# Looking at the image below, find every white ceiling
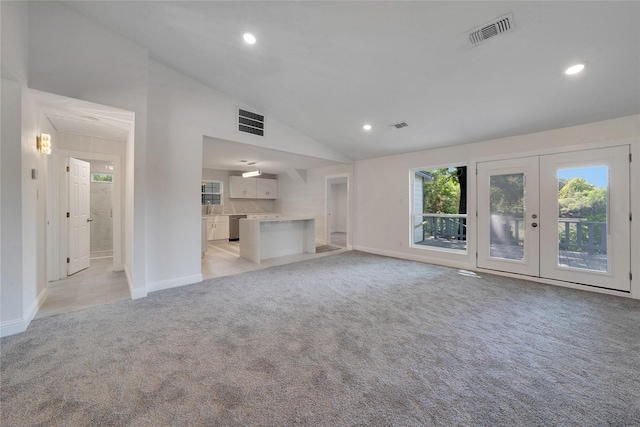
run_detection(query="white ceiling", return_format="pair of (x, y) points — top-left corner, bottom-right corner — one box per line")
(202, 136), (344, 174)
(58, 1), (639, 162)
(32, 90), (133, 142)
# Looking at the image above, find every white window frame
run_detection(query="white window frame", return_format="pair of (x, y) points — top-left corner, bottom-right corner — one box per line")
(410, 164), (468, 254)
(201, 180), (224, 206)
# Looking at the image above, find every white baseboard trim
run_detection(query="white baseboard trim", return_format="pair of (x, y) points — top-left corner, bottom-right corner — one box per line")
(1, 318), (26, 338)
(147, 274), (203, 293)
(24, 287), (48, 326)
(354, 245), (471, 270)
(1, 287), (48, 338)
(124, 265), (147, 300)
(130, 287), (148, 300)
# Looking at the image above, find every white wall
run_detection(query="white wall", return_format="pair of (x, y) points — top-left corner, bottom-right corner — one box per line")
(0, 1), (28, 83)
(144, 59), (350, 292)
(1, 78), (25, 336)
(277, 164), (353, 246)
(355, 115), (640, 298)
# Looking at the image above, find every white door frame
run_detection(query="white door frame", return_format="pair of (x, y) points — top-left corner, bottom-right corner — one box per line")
(476, 146), (630, 292)
(67, 157), (91, 275)
(47, 149), (123, 281)
(325, 173), (350, 248)
(477, 156), (540, 277)
(539, 146), (630, 291)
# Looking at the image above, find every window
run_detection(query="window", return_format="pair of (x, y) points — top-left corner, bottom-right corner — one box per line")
(202, 180), (223, 206)
(411, 165), (467, 252)
(91, 172), (113, 183)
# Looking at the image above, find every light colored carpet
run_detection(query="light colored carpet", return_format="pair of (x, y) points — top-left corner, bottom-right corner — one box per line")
(2, 251), (639, 426)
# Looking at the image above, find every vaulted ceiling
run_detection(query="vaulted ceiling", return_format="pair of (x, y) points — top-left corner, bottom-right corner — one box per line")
(61, 1), (639, 162)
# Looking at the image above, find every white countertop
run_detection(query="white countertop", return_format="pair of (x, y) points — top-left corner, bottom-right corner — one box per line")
(240, 217), (313, 223)
(202, 213), (282, 217)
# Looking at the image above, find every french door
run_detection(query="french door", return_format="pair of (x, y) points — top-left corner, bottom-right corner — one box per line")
(477, 146), (630, 292)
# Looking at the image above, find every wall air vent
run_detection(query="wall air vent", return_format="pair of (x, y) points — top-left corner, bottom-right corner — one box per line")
(238, 108), (265, 137)
(389, 122), (408, 129)
(468, 13), (514, 47)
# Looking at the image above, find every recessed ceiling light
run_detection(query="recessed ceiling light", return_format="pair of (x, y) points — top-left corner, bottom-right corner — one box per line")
(565, 63), (585, 75)
(363, 124), (372, 131)
(243, 33), (256, 45)
(238, 160), (248, 163)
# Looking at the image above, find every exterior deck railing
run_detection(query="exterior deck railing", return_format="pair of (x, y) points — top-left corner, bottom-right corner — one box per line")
(488, 215), (606, 252)
(414, 214), (606, 252)
(414, 214), (467, 241)
(558, 220), (606, 252)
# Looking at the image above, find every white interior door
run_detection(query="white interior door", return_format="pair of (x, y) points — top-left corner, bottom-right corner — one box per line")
(477, 156), (540, 276)
(68, 157), (91, 275)
(539, 146), (630, 291)
(478, 146), (630, 292)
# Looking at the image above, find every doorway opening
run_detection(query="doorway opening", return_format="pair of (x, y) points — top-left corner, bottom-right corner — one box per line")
(326, 174), (350, 248)
(35, 90), (134, 317)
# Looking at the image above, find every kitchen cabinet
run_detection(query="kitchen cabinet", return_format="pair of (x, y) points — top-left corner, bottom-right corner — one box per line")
(229, 176), (257, 199)
(247, 214), (282, 219)
(229, 176), (277, 199)
(206, 215), (229, 241)
(257, 178), (278, 199)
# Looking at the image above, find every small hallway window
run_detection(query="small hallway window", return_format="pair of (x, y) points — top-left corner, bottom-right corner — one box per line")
(91, 173), (113, 183)
(412, 165), (467, 253)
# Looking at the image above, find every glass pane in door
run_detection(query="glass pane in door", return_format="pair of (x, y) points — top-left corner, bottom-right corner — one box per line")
(556, 166), (608, 272)
(489, 173), (525, 260)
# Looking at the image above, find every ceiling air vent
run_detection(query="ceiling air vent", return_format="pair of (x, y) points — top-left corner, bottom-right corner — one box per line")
(468, 13), (514, 47)
(389, 121), (408, 129)
(238, 108), (265, 137)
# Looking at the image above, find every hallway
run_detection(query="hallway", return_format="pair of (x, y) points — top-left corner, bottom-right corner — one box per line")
(35, 258), (129, 319)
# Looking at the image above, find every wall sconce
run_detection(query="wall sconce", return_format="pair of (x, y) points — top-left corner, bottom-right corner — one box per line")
(37, 133), (52, 154)
(242, 170), (262, 178)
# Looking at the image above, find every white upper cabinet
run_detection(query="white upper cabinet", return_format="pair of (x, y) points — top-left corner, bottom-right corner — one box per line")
(229, 176), (257, 198)
(229, 176), (277, 199)
(257, 178), (278, 199)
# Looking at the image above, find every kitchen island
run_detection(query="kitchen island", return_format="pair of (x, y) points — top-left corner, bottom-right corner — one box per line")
(239, 217), (316, 264)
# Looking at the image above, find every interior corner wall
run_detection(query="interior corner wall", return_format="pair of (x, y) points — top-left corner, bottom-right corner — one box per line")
(21, 88), (50, 324)
(354, 115), (640, 298)
(276, 164), (353, 246)
(27, 1), (148, 296)
(1, 78), (25, 336)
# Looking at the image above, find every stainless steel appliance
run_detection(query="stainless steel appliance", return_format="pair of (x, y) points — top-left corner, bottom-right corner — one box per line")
(228, 215), (247, 241)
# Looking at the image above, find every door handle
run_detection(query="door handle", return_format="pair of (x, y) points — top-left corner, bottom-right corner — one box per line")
(531, 222), (538, 228)
(87, 218), (93, 222)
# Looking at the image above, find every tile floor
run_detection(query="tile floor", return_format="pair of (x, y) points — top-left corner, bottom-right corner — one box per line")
(35, 258), (130, 319)
(330, 232), (347, 247)
(201, 240), (347, 280)
(37, 242), (347, 318)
